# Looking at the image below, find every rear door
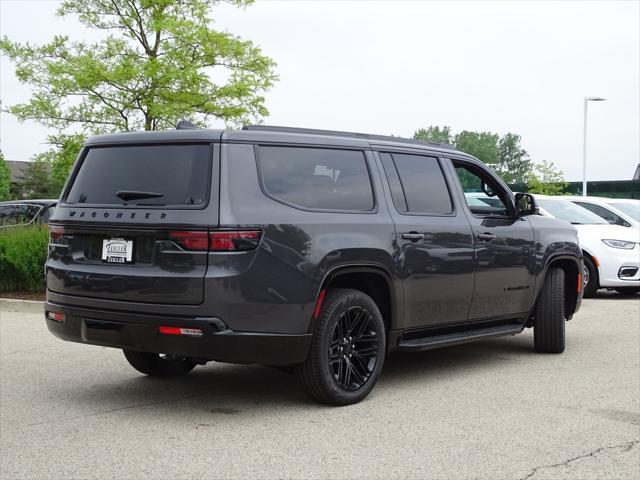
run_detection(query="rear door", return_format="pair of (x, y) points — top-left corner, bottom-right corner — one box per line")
(376, 150), (475, 329)
(47, 142), (219, 305)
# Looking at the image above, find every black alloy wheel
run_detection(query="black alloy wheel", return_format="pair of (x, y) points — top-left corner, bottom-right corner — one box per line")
(296, 288), (386, 405)
(329, 305), (380, 391)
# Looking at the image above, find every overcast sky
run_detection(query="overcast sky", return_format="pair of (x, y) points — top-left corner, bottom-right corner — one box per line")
(1, 0), (638, 181)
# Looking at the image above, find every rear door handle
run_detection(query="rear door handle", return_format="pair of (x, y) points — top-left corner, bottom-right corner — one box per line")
(402, 232), (424, 241)
(477, 232), (496, 241)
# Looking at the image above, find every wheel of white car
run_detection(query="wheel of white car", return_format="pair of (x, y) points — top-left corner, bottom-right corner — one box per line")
(582, 256), (599, 297)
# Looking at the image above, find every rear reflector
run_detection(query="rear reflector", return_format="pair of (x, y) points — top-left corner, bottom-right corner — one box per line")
(313, 289), (326, 319)
(158, 326), (203, 337)
(209, 230), (262, 251)
(577, 272), (582, 293)
(47, 311), (65, 322)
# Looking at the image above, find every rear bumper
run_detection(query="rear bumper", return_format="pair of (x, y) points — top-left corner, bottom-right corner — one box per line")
(45, 301), (312, 366)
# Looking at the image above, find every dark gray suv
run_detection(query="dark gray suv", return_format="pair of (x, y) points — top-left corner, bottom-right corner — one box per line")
(45, 125), (583, 405)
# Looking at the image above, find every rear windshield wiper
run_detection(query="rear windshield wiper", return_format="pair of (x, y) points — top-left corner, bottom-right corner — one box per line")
(116, 190), (164, 201)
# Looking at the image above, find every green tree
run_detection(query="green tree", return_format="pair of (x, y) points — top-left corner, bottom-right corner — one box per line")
(16, 159), (56, 199)
(412, 126), (535, 185)
(34, 134), (85, 195)
(413, 125), (453, 144)
(454, 131), (500, 166)
(527, 160), (567, 195)
(0, 0), (278, 134)
(495, 133), (532, 184)
(0, 151), (11, 201)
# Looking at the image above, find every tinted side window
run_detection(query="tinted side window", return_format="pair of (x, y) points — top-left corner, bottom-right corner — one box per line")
(257, 146), (374, 211)
(0, 205), (40, 226)
(381, 153), (452, 214)
(574, 202), (625, 225)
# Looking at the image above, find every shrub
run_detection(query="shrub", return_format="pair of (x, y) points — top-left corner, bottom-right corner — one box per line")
(0, 225), (49, 293)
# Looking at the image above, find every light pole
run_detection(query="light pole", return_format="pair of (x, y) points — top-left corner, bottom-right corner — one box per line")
(582, 97), (606, 196)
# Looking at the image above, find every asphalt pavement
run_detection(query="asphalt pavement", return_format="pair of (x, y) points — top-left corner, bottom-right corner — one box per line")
(1, 293), (638, 479)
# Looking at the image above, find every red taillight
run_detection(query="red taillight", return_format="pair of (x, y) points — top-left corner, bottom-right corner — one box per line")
(168, 230), (261, 252)
(168, 231), (209, 251)
(209, 230), (262, 251)
(159, 326), (203, 337)
(49, 225), (65, 242)
(47, 311), (65, 322)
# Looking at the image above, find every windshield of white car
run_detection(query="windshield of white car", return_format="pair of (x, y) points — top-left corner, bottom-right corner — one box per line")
(537, 199), (608, 224)
(610, 202), (640, 222)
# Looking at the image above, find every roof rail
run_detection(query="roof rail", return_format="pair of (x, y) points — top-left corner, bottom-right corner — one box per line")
(242, 125), (456, 150)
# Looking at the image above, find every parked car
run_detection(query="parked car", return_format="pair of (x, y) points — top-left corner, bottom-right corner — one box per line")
(533, 195), (639, 297)
(0, 199), (57, 228)
(45, 125), (583, 405)
(569, 196), (640, 229)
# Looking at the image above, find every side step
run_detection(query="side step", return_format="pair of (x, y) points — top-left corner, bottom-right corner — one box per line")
(397, 323), (524, 352)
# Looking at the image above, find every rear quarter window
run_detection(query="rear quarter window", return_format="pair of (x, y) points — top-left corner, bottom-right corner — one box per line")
(65, 144), (212, 208)
(257, 146), (374, 211)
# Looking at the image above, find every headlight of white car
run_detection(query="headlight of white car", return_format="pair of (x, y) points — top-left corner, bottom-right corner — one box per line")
(601, 239), (637, 250)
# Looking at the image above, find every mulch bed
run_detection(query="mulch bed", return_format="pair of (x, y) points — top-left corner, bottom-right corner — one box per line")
(0, 292), (46, 301)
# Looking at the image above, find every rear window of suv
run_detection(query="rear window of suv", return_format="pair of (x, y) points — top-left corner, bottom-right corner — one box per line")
(65, 144), (212, 208)
(257, 146), (374, 211)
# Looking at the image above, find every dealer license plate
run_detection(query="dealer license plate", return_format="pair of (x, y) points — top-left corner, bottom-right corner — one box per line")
(101, 238), (133, 264)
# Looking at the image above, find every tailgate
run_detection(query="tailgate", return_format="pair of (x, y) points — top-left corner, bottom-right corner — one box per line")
(46, 142), (219, 305)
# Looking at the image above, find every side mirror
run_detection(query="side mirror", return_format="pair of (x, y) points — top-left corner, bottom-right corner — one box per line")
(515, 193), (538, 216)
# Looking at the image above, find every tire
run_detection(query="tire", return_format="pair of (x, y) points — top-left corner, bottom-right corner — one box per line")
(615, 287), (640, 296)
(534, 267), (566, 354)
(296, 289), (386, 406)
(582, 256), (599, 297)
(123, 350), (197, 377)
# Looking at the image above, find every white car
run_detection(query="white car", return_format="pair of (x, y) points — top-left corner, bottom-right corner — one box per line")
(569, 196), (640, 229)
(532, 195), (640, 296)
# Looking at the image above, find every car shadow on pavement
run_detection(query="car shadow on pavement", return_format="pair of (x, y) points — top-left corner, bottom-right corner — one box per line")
(58, 333), (536, 419)
(590, 291), (640, 301)
(380, 333), (533, 386)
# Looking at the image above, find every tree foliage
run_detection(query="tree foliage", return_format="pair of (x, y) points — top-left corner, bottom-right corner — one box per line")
(0, 0), (278, 133)
(454, 131), (501, 168)
(413, 126), (533, 184)
(16, 159), (57, 200)
(527, 160), (567, 195)
(0, 151), (11, 201)
(33, 134), (86, 195)
(495, 133), (532, 185)
(413, 126), (453, 145)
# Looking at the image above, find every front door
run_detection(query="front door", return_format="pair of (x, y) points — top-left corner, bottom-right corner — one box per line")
(377, 151), (475, 329)
(447, 159), (536, 320)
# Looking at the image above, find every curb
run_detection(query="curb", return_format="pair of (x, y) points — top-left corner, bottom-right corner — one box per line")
(0, 298), (44, 314)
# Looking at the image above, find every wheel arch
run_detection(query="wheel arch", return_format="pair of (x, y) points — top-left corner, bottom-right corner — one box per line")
(313, 265), (400, 333)
(536, 255), (582, 321)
